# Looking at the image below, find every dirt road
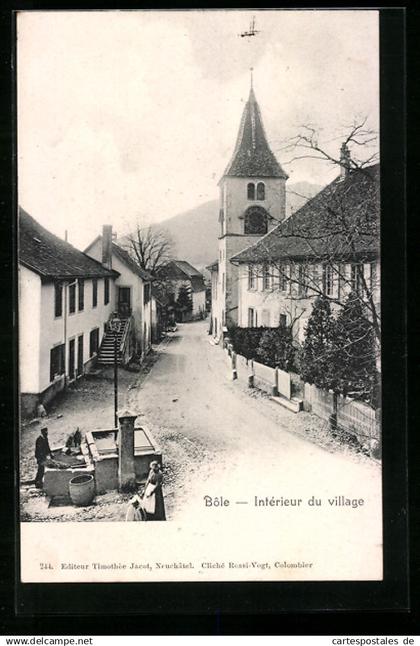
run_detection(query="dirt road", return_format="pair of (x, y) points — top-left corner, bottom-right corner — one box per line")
(128, 320), (381, 531)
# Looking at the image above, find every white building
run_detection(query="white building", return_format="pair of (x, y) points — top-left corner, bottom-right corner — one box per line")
(207, 83), (288, 335)
(19, 209), (119, 417)
(85, 226), (153, 361)
(230, 162), (380, 344)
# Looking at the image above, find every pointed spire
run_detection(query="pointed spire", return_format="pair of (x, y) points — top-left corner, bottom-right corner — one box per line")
(221, 81), (288, 180)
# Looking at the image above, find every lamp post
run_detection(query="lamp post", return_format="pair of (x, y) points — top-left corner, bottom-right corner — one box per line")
(108, 313), (121, 429)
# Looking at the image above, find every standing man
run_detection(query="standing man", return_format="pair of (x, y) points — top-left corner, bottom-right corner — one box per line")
(34, 427), (53, 489)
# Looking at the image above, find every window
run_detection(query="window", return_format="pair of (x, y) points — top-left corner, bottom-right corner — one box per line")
(69, 282), (76, 314)
(248, 307), (255, 327)
(247, 183), (255, 200)
(263, 264), (271, 290)
(298, 265), (308, 297)
(244, 206), (268, 235)
(144, 283), (151, 305)
(89, 328), (99, 357)
(323, 264), (334, 297)
(78, 279), (84, 311)
(54, 282), (63, 318)
(104, 278), (110, 305)
(222, 273), (225, 292)
(248, 265), (256, 290)
(257, 182), (265, 200)
(279, 264), (288, 292)
(92, 279), (98, 308)
(279, 313), (287, 328)
(351, 263), (364, 295)
(50, 344), (65, 382)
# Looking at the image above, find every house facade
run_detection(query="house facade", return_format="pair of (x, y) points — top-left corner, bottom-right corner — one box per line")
(157, 260), (206, 321)
(19, 209), (119, 417)
(84, 226), (153, 360)
(208, 83), (288, 336)
(230, 163), (380, 345)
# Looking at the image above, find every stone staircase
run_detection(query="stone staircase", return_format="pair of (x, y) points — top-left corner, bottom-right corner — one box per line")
(97, 318), (129, 366)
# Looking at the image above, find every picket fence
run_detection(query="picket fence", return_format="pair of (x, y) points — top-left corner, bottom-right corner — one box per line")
(303, 383), (379, 444)
(223, 345), (379, 448)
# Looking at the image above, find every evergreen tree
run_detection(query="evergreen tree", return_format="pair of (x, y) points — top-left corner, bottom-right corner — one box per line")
(301, 296), (338, 391)
(334, 292), (377, 403)
(176, 285), (193, 312)
(256, 327), (296, 371)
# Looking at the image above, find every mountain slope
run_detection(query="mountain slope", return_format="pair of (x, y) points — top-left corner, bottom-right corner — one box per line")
(154, 181), (323, 272)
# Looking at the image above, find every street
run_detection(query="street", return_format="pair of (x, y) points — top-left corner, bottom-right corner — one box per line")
(127, 320), (381, 528)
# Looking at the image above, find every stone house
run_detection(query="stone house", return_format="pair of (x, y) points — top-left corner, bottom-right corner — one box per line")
(157, 260), (206, 321)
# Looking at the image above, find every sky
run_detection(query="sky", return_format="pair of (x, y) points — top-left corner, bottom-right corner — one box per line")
(17, 10), (379, 249)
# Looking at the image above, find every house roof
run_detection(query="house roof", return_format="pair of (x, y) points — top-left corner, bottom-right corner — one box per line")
(19, 208), (119, 281)
(158, 260), (206, 292)
(221, 87), (288, 181)
(230, 164), (380, 265)
(84, 235), (154, 282)
(206, 259), (219, 272)
(111, 243), (154, 282)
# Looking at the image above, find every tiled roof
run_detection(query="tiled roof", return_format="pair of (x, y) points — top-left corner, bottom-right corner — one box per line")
(158, 260), (206, 292)
(112, 243), (154, 282)
(222, 87), (288, 180)
(230, 164), (380, 264)
(19, 208), (119, 281)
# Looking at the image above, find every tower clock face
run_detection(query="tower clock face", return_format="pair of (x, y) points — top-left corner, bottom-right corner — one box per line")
(244, 206), (268, 234)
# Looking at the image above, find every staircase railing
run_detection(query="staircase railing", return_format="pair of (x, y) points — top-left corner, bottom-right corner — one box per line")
(119, 316), (133, 365)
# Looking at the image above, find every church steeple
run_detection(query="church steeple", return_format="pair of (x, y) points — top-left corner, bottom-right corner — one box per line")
(222, 80), (288, 180)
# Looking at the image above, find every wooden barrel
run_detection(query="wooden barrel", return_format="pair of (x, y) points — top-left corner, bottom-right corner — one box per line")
(69, 474), (95, 506)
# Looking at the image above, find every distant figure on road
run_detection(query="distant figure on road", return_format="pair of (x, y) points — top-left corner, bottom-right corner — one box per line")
(143, 461), (166, 521)
(34, 427), (53, 489)
(125, 494), (146, 522)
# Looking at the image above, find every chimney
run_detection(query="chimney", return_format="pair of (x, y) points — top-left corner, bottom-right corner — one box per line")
(340, 142), (351, 180)
(102, 225), (113, 270)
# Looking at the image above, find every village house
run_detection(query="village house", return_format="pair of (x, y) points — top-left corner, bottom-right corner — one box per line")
(84, 226), (154, 363)
(19, 209), (119, 417)
(207, 83), (288, 336)
(229, 162), (380, 344)
(157, 260), (206, 322)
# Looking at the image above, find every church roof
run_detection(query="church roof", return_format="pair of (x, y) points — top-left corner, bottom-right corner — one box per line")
(222, 87), (288, 181)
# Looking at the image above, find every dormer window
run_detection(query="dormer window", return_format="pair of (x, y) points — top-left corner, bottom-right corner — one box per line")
(257, 182), (265, 200)
(247, 183), (255, 200)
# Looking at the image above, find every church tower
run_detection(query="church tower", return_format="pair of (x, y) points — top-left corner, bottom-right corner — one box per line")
(214, 79), (288, 331)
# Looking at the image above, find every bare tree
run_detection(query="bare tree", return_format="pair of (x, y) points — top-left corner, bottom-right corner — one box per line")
(123, 224), (174, 275)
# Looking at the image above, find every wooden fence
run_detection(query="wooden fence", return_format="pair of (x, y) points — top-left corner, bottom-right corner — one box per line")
(304, 383), (379, 444)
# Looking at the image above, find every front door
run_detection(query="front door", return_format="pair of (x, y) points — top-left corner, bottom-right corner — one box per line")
(77, 334), (83, 376)
(69, 338), (75, 381)
(118, 287), (131, 317)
